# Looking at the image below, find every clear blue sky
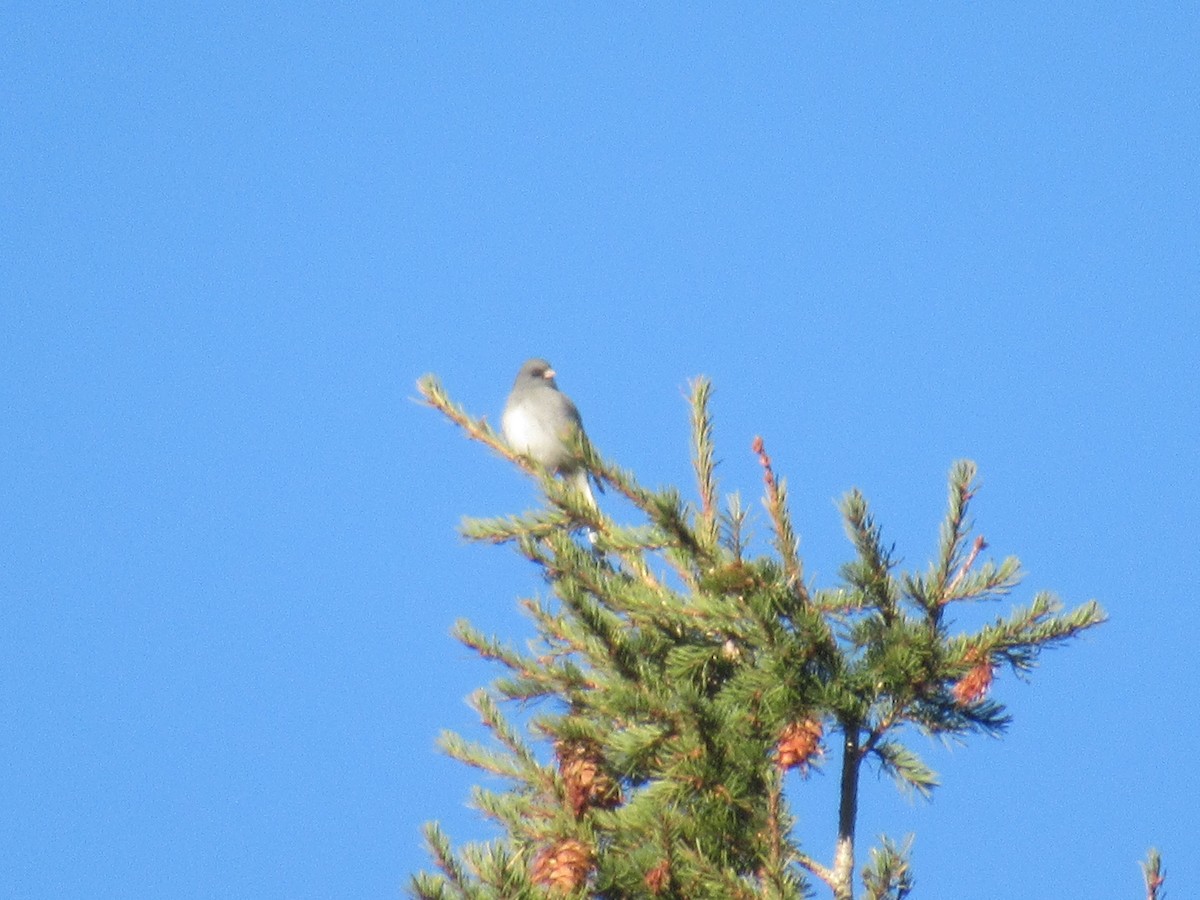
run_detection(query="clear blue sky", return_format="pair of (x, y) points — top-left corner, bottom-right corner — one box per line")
(3, 5), (1197, 898)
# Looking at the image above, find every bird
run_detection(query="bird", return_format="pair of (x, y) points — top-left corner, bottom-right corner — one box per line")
(501, 358), (600, 509)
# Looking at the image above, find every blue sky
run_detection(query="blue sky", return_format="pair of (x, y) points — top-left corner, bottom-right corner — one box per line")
(3, 4), (1197, 898)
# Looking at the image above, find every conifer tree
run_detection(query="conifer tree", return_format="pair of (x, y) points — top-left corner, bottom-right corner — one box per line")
(412, 374), (1106, 900)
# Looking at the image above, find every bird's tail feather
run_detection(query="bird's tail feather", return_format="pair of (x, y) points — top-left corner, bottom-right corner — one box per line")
(569, 469), (598, 510)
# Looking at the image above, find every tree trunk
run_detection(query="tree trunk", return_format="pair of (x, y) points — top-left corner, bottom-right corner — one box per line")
(833, 723), (862, 900)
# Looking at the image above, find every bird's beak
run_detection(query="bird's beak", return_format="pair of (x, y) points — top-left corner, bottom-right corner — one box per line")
(544, 369), (556, 380)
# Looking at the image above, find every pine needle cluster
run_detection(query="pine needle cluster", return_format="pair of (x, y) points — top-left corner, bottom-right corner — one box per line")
(412, 374), (1106, 900)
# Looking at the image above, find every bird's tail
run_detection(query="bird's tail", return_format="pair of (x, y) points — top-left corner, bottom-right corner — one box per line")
(568, 469), (598, 510)
(567, 469), (602, 550)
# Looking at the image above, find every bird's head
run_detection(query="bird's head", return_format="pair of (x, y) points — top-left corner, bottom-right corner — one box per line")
(518, 357), (558, 386)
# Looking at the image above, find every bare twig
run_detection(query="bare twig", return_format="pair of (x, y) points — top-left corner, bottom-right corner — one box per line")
(943, 534), (988, 603)
(752, 435), (808, 602)
(796, 852), (837, 893)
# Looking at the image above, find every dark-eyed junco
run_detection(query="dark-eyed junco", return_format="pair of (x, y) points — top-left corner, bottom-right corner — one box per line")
(501, 358), (599, 508)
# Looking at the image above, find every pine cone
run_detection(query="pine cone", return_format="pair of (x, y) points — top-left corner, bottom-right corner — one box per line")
(952, 650), (995, 704)
(556, 739), (622, 817)
(775, 718), (824, 774)
(644, 859), (671, 895)
(531, 838), (593, 894)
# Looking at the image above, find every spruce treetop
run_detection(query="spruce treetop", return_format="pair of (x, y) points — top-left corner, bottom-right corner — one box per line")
(412, 373), (1105, 900)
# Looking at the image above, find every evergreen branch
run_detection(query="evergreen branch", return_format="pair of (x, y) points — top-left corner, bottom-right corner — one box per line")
(520, 597), (605, 662)
(898, 572), (933, 611)
(606, 722), (673, 778)
(693, 563), (764, 627)
(534, 714), (608, 748)
(752, 436), (807, 601)
(416, 374), (529, 472)
(840, 489), (899, 620)
(861, 835), (915, 900)
(469, 786), (525, 829)
(615, 549), (666, 594)
(538, 521), (667, 600)
(689, 377), (721, 552)
(720, 491), (750, 562)
(454, 616), (596, 698)
(536, 499), (665, 593)
(416, 822), (474, 899)
(594, 523), (681, 554)
(460, 510), (570, 545)
(933, 460), (979, 605)
(438, 731), (531, 781)
(972, 594), (1107, 674)
(492, 674), (562, 702)
(812, 586), (872, 615)
(664, 641), (736, 694)
(1142, 847), (1165, 900)
(762, 767), (786, 892)
(639, 487), (711, 586)
(588, 453), (661, 514)
(870, 740), (939, 799)
(552, 576), (647, 682)
(470, 785), (560, 836)
(546, 529), (640, 612)
(407, 873), (456, 900)
(922, 695), (1011, 737)
(941, 555), (1023, 604)
(467, 690), (545, 775)
(669, 838), (759, 899)
(452, 619), (544, 675)
(458, 841), (534, 895)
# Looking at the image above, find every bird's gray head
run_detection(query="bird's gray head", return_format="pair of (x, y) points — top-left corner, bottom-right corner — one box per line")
(515, 357), (558, 387)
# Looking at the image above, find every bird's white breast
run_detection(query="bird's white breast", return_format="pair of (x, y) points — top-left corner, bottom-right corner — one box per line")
(502, 400), (575, 471)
